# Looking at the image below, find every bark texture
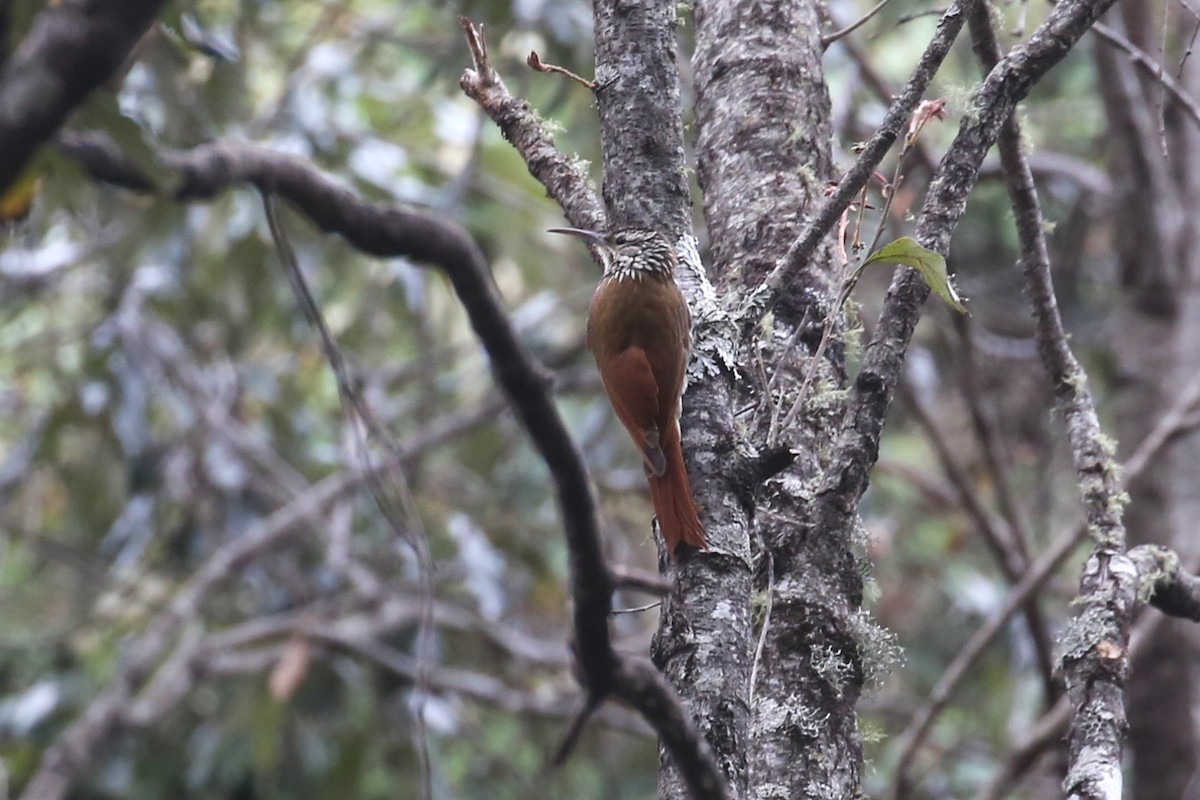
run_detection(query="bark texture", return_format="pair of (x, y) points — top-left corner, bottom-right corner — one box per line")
(1098, 5), (1200, 797)
(690, 1), (862, 797)
(592, 2), (752, 797)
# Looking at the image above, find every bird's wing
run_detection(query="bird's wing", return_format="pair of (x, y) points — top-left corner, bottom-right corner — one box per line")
(597, 346), (667, 477)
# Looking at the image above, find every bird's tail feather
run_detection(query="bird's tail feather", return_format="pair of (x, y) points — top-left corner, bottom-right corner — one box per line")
(647, 425), (706, 554)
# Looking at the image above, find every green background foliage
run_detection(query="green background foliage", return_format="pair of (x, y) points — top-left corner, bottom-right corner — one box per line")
(1, 0), (1114, 797)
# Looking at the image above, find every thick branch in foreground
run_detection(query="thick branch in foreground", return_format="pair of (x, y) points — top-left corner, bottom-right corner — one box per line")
(56, 132), (726, 798)
(0, 0), (165, 194)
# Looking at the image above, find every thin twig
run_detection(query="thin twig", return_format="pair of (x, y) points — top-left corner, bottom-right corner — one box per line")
(750, 0), (979, 325)
(1158, 0), (1170, 156)
(458, 18), (606, 233)
(612, 601), (663, 615)
(949, 317), (1033, 566)
(1092, 22), (1200, 129)
(609, 564), (673, 595)
(821, 0), (899, 48)
(748, 548), (774, 704)
(262, 192), (436, 800)
(527, 51), (597, 90)
(1180, 0), (1200, 76)
(896, 8), (948, 26)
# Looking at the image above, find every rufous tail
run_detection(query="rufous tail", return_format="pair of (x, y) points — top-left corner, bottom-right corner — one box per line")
(647, 425), (706, 555)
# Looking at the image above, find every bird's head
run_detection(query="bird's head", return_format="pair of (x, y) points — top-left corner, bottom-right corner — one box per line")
(548, 226), (676, 281)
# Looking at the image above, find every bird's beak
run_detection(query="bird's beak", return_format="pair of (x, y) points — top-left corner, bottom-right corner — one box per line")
(547, 227), (609, 248)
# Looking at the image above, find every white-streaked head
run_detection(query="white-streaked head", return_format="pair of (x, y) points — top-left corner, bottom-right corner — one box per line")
(548, 226), (676, 281)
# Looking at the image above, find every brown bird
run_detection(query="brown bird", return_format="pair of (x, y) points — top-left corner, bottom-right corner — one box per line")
(549, 226), (706, 555)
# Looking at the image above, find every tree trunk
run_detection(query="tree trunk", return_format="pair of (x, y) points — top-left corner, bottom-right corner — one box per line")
(690, 1), (866, 797)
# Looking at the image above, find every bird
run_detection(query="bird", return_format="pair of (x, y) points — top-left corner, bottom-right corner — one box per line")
(549, 226), (706, 555)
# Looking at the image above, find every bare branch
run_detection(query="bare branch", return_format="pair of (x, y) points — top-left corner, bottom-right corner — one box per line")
(457, 18), (605, 233)
(1093, 22), (1200, 130)
(973, 6), (1129, 796)
(750, 0), (978, 323)
(814, 0), (1121, 559)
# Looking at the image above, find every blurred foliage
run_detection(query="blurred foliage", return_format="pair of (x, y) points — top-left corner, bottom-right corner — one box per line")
(0, 0), (1123, 797)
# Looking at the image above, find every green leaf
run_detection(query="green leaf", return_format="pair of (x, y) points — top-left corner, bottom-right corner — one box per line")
(862, 237), (968, 313)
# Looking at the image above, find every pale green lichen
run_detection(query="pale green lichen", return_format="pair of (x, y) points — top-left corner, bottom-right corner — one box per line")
(753, 694), (828, 740)
(531, 108), (565, 136)
(751, 588), (771, 625)
(796, 162), (819, 188)
(1134, 545), (1177, 604)
(811, 643), (856, 700)
(860, 720), (885, 744)
(849, 609), (904, 688)
(1017, 111), (1036, 153)
(841, 309), (865, 366)
(568, 153), (591, 179)
(947, 84), (981, 123)
(849, 517), (871, 554)
(1065, 370), (1089, 393)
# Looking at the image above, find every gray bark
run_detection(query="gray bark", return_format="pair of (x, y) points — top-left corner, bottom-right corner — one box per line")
(1098, 5), (1200, 798)
(690, 1), (866, 797)
(591, 2), (753, 797)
